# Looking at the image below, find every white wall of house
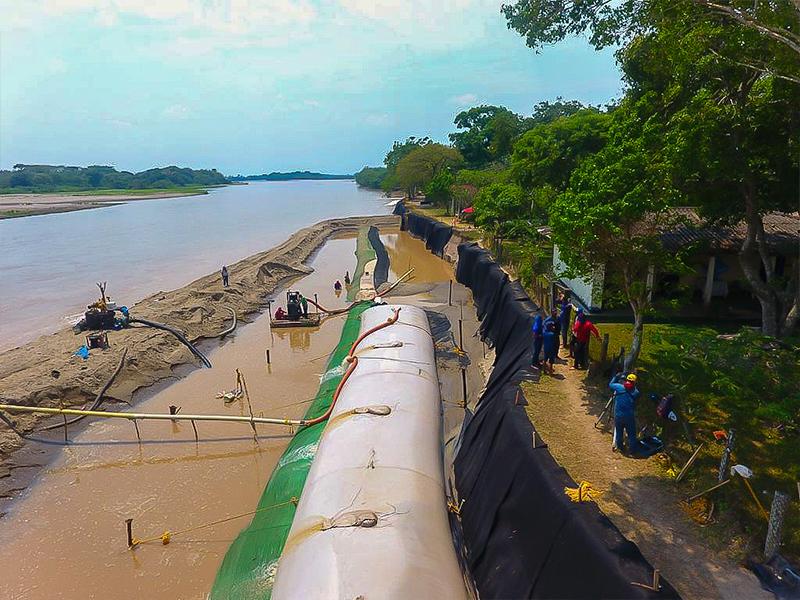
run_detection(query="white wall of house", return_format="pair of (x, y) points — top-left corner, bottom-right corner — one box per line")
(552, 244), (605, 311)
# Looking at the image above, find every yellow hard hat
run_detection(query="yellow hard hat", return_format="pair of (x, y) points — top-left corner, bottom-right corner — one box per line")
(626, 373), (638, 382)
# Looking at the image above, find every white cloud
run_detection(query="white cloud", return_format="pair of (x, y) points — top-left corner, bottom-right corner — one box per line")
(5, 0), (317, 34)
(338, 0), (503, 46)
(303, 99), (321, 107)
(162, 104), (190, 119)
(450, 93), (478, 106)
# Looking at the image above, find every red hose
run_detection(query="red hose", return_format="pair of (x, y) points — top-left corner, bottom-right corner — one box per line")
(302, 308), (401, 427)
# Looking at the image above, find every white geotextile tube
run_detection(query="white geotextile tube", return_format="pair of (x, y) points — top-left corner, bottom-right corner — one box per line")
(272, 304), (468, 600)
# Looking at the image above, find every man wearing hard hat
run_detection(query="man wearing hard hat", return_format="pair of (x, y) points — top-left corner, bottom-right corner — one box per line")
(609, 372), (642, 454)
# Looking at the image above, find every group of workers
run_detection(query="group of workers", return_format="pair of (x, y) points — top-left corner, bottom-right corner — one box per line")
(532, 290), (644, 455)
(531, 291), (601, 374)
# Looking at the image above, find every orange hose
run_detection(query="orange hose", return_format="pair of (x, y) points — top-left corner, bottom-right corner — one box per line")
(301, 308), (401, 427)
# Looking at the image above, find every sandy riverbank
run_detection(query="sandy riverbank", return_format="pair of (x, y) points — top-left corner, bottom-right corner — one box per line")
(0, 189), (214, 219)
(0, 214), (398, 502)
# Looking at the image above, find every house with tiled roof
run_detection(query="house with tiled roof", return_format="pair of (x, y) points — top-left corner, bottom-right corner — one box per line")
(552, 209), (799, 319)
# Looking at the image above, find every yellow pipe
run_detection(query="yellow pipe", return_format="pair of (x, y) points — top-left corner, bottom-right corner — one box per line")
(0, 403), (305, 427)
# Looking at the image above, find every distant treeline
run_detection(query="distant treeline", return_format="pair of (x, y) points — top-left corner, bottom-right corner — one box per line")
(0, 164), (227, 193)
(229, 171), (353, 181)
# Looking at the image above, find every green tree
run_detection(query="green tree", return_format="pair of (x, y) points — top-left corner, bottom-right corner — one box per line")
(381, 136), (431, 191)
(424, 171), (455, 208)
(473, 183), (529, 236)
(449, 105), (524, 167)
(354, 166), (388, 189)
(511, 108), (610, 191)
(393, 144), (463, 198)
(504, 0), (800, 337)
(550, 119), (683, 369)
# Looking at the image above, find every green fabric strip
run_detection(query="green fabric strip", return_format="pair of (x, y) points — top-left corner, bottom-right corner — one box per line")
(210, 303), (369, 599)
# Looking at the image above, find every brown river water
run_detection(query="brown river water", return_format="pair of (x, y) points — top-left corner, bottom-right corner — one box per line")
(0, 232), (453, 600)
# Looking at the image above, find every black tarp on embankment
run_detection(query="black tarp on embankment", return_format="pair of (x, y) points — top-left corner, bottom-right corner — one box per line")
(396, 203), (453, 257)
(368, 225), (389, 289)
(454, 241), (679, 600)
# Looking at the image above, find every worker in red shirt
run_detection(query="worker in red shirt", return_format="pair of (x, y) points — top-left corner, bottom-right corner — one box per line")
(572, 310), (600, 370)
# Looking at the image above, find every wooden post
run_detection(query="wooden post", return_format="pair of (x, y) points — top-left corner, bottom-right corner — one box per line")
(266, 349), (271, 365)
(125, 518), (135, 549)
(764, 490), (790, 559)
(675, 443), (705, 483)
(718, 429), (735, 483)
(191, 420), (199, 443)
(461, 367), (467, 408)
(458, 319), (463, 350)
(62, 413), (68, 443)
(133, 419), (141, 443)
(599, 333), (609, 366)
(448, 280), (453, 306)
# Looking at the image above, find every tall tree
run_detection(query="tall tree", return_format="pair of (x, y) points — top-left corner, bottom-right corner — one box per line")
(449, 105), (524, 167)
(503, 0), (800, 337)
(394, 144), (463, 198)
(550, 101), (684, 369)
(511, 108), (610, 191)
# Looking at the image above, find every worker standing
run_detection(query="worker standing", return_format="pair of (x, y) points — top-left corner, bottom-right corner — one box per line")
(557, 291), (575, 356)
(531, 314), (544, 368)
(572, 311), (600, 370)
(609, 373), (642, 454)
(542, 309), (560, 375)
(344, 271), (351, 285)
(300, 294), (309, 318)
(221, 265), (229, 288)
(334, 280), (342, 291)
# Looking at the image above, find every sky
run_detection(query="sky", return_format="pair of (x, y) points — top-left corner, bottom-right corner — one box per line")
(0, 1), (622, 175)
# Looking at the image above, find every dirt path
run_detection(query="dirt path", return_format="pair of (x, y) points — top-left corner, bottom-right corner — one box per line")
(523, 355), (770, 599)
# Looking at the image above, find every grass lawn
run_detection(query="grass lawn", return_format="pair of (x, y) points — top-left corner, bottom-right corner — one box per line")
(588, 321), (800, 560)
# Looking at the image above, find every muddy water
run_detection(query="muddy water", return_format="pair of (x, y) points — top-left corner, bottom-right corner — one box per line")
(0, 232), (453, 600)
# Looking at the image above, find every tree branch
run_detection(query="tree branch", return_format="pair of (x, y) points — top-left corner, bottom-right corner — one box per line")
(708, 48), (800, 84)
(695, 0), (800, 56)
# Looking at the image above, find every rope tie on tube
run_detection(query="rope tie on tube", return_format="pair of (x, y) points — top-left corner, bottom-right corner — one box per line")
(130, 497), (299, 548)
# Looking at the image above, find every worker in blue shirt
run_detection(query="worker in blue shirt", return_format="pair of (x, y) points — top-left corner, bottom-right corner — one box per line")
(609, 372), (642, 454)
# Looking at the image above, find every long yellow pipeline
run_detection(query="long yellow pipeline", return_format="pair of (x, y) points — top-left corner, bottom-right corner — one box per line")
(0, 403), (305, 426)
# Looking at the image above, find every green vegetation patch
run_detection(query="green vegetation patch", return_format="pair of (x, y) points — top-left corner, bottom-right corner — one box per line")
(210, 303), (370, 599)
(589, 322), (800, 559)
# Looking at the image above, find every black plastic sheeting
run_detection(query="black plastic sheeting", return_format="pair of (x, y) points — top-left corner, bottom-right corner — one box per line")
(368, 225), (389, 289)
(396, 204), (453, 257)
(392, 200), (406, 216)
(453, 241), (679, 599)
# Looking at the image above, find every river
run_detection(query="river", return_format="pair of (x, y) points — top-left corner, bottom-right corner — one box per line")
(0, 181), (389, 351)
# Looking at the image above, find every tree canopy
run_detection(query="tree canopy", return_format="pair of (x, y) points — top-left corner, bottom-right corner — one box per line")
(393, 144), (463, 196)
(0, 164), (227, 193)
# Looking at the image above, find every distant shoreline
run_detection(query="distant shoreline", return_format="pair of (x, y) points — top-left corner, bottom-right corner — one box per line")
(0, 187), (214, 220)
(229, 171), (354, 182)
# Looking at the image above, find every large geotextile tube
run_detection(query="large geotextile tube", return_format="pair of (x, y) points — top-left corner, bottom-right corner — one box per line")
(210, 303), (371, 599)
(346, 227), (377, 302)
(401, 211), (453, 257)
(129, 317), (212, 368)
(271, 304), (467, 599)
(367, 225), (389, 289)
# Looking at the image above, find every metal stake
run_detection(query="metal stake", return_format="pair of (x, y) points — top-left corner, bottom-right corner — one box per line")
(125, 518), (135, 549)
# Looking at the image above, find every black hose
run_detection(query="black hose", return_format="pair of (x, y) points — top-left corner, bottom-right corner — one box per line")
(41, 347), (129, 431)
(129, 317), (212, 368)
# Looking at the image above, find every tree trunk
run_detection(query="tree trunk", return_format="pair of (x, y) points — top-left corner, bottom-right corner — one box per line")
(738, 193), (785, 337)
(624, 304), (645, 372)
